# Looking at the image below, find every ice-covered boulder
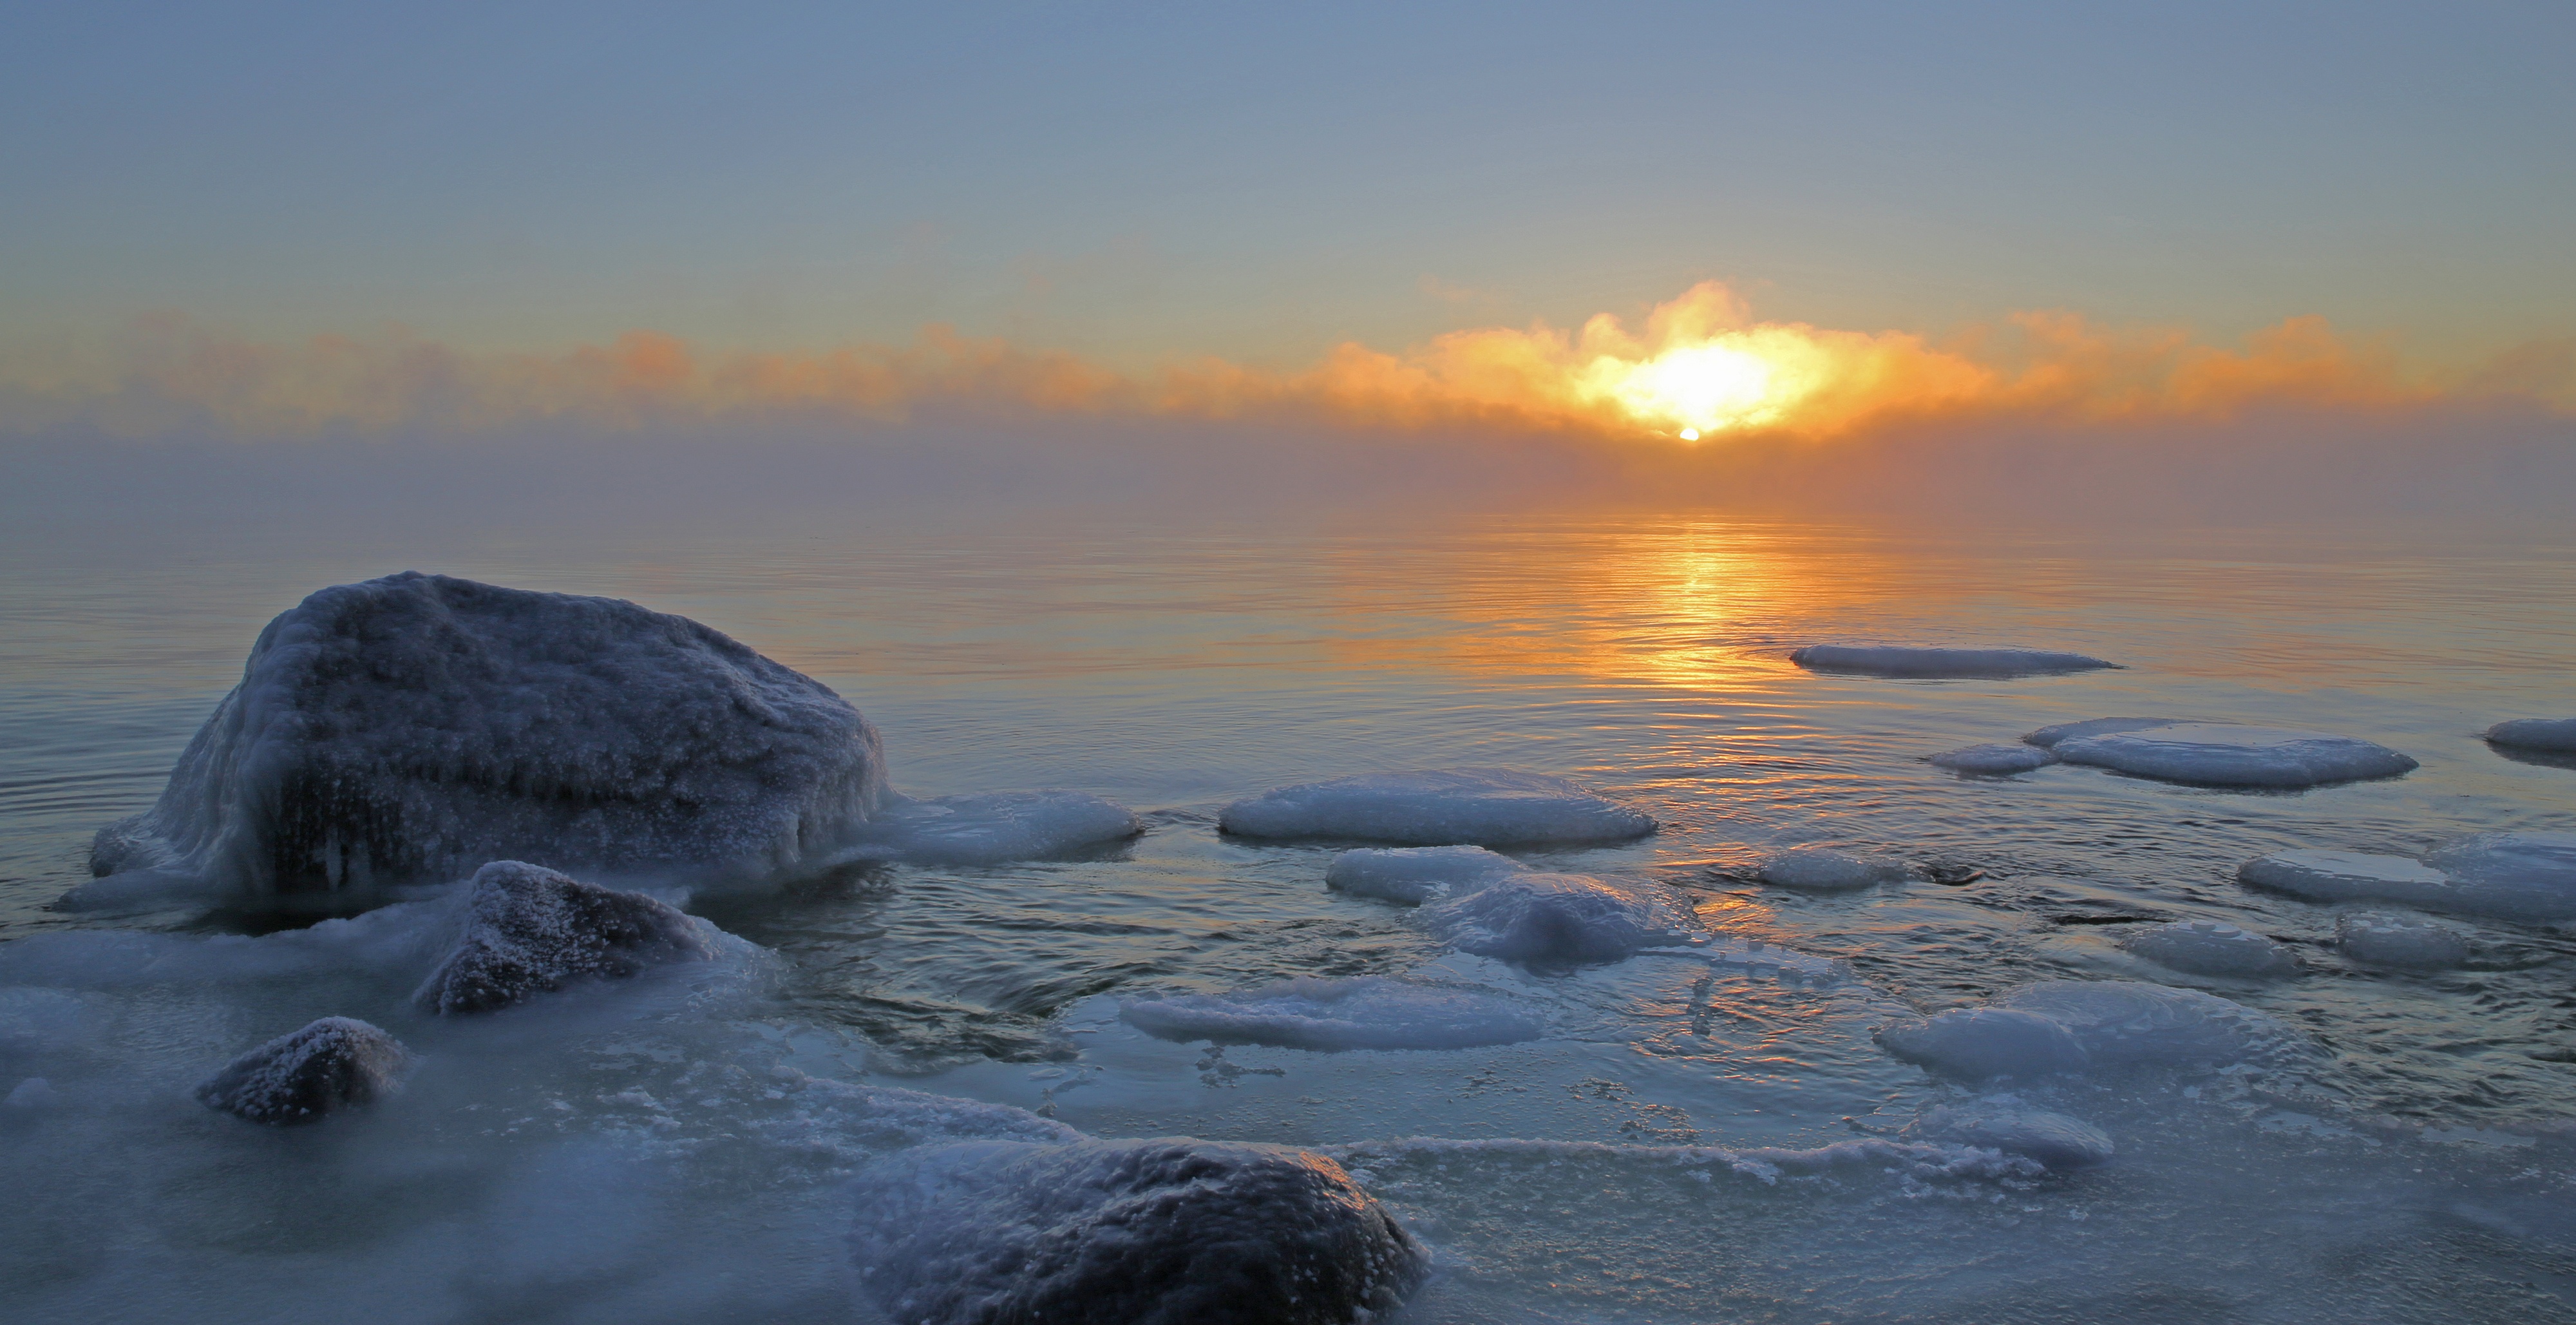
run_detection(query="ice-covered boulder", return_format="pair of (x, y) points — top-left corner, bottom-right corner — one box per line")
(1120, 977), (1545, 1051)
(2023, 717), (2191, 748)
(2422, 831), (2576, 921)
(1789, 645), (2119, 678)
(847, 790), (1142, 865)
(1880, 980), (2302, 1080)
(2237, 849), (2450, 907)
(413, 861), (717, 1015)
(1929, 742), (2056, 775)
(1324, 845), (1520, 904)
(2486, 718), (2576, 754)
(1420, 872), (1696, 962)
(87, 572), (886, 899)
(2116, 920), (2297, 978)
(1875, 1008), (2090, 1082)
(193, 1016), (409, 1125)
(849, 1137), (1425, 1325)
(1754, 848), (1908, 892)
(2052, 723), (2416, 788)
(1218, 768), (1654, 847)
(2335, 913), (2470, 968)
(1902, 1105), (2114, 1170)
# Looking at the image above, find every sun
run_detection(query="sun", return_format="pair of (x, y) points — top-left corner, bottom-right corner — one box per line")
(1584, 339), (1789, 437)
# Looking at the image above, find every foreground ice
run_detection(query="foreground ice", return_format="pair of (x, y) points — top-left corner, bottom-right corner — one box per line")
(2336, 913), (2472, 968)
(848, 1137), (1425, 1325)
(2237, 849), (2452, 907)
(413, 861), (719, 1015)
(1419, 872), (1697, 962)
(1929, 742), (2058, 774)
(1902, 1103), (2116, 1170)
(2485, 718), (2576, 754)
(194, 1016), (410, 1125)
(1878, 980), (2304, 1080)
(1754, 848), (1909, 891)
(2116, 920), (2297, 978)
(1119, 977), (1546, 1051)
(2050, 722), (2418, 788)
(84, 572), (886, 901)
(2240, 834), (2576, 920)
(1217, 768), (1655, 846)
(1789, 644), (2119, 678)
(841, 790), (1144, 865)
(1324, 845), (1521, 904)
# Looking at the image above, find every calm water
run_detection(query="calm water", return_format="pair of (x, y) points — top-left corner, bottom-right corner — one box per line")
(3, 509), (2572, 1322)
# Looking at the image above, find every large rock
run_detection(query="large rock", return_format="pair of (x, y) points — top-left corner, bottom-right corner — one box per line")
(194, 1016), (409, 1125)
(849, 1137), (1425, 1325)
(88, 572), (885, 898)
(414, 861), (716, 1015)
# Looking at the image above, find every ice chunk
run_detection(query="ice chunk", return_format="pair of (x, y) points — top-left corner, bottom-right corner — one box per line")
(3, 1077), (60, 1111)
(2486, 718), (2576, 754)
(1323, 845), (1521, 904)
(2336, 913), (2470, 968)
(2237, 849), (2452, 906)
(2023, 716), (2191, 748)
(2116, 920), (2297, 978)
(2053, 723), (2417, 788)
(1874, 1009), (2090, 1082)
(193, 1016), (410, 1125)
(0, 987), (91, 1057)
(1420, 872), (1696, 962)
(1902, 1105), (2115, 1170)
(87, 572), (886, 899)
(1993, 980), (2302, 1067)
(1217, 768), (1654, 846)
(1754, 848), (1908, 892)
(2421, 830), (2576, 921)
(848, 790), (1142, 865)
(849, 1137), (1424, 1325)
(1789, 645), (2119, 678)
(1119, 977), (1545, 1051)
(413, 861), (717, 1015)
(1929, 742), (2057, 775)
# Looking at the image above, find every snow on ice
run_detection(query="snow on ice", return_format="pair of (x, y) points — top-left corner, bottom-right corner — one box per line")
(1217, 768), (1655, 846)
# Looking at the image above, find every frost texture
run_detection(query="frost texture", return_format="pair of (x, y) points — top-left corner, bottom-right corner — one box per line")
(1218, 768), (1654, 846)
(414, 861), (717, 1015)
(1929, 742), (2056, 774)
(2116, 920), (2297, 978)
(193, 1016), (409, 1125)
(848, 790), (1142, 864)
(88, 572), (886, 897)
(1902, 1105), (2115, 1170)
(2052, 722), (2417, 788)
(1880, 980), (2304, 1080)
(1120, 977), (1546, 1051)
(1324, 845), (1520, 904)
(2336, 913), (2470, 968)
(1789, 645), (2119, 678)
(1755, 848), (1907, 892)
(849, 1137), (1425, 1325)
(2486, 718), (2576, 754)
(1421, 872), (1695, 962)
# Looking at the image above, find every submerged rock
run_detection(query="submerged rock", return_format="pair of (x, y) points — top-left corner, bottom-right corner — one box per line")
(194, 1016), (409, 1125)
(2485, 718), (2576, 754)
(850, 1137), (1425, 1325)
(1218, 768), (1654, 847)
(1903, 1105), (2115, 1170)
(1325, 845), (1521, 904)
(414, 861), (716, 1015)
(2052, 723), (2416, 788)
(88, 572), (886, 899)
(1929, 742), (2057, 775)
(2336, 913), (2471, 968)
(1120, 977), (1545, 1051)
(1421, 872), (1695, 962)
(1755, 848), (1908, 892)
(1789, 645), (2119, 678)
(2116, 920), (2297, 978)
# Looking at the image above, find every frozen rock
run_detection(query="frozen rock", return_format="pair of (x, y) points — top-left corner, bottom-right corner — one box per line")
(849, 1137), (1425, 1325)
(2486, 718), (2576, 754)
(1420, 872), (1696, 962)
(1902, 1105), (2114, 1170)
(1755, 848), (1908, 892)
(2421, 831), (2576, 921)
(849, 790), (1142, 865)
(1120, 977), (1545, 1051)
(1217, 768), (1654, 846)
(413, 861), (717, 1015)
(193, 1016), (409, 1125)
(2336, 913), (2470, 968)
(1324, 845), (1520, 904)
(2052, 723), (2417, 788)
(1875, 1008), (2090, 1082)
(1994, 980), (2302, 1067)
(2116, 920), (2297, 978)
(2237, 849), (2452, 906)
(1929, 742), (2056, 775)
(88, 572), (886, 899)
(2023, 717), (2191, 748)
(1789, 645), (2119, 678)
(4, 1077), (61, 1111)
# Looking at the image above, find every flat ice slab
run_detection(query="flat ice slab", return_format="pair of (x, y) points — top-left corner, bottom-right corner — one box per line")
(2486, 718), (2576, 754)
(2238, 849), (2452, 906)
(1325, 846), (1521, 904)
(2116, 920), (2297, 978)
(848, 791), (1142, 865)
(1790, 645), (2118, 678)
(1754, 848), (1908, 892)
(1421, 872), (1696, 962)
(2023, 717), (2191, 748)
(1119, 977), (1546, 1051)
(1218, 768), (1655, 846)
(1930, 743), (2056, 775)
(2336, 913), (2470, 968)
(1878, 979), (2304, 1080)
(2241, 835), (2576, 921)
(2052, 723), (2417, 788)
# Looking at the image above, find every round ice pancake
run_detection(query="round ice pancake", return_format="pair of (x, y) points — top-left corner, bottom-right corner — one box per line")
(1324, 845), (1521, 904)
(1875, 1008), (2090, 1082)
(1217, 768), (1654, 846)
(1790, 644), (2119, 678)
(2052, 723), (2417, 788)
(1119, 977), (1545, 1051)
(2336, 913), (2470, 968)
(1930, 742), (2056, 775)
(851, 790), (1143, 864)
(1754, 848), (1908, 892)
(2116, 920), (2297, 978)
(2237, 849), (2451, 906)
(1419, 872), (1695, 962)
(2485, 718), (2576, 754)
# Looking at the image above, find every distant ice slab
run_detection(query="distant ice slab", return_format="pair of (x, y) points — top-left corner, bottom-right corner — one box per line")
(1754, 848), (1908, 892)
(1325, 845), (1522, 904)
(1878, 979), (2304, 1081)
(2052, 723), (2417, 788)
(847, 790), (1144, 865)
(1217, 768), (1655, 846)
(1929, 742), (2057, 775)
(1790, 644), (2119, 678)
(2336, 913), (2471, 968)
(1119, 976), (1546, 1051)
(1420, 872), (1696, 962)
(1902, 1104), (2115, 1170)
(2486, 718), (2576, 754)
(2116, 920), (2298, 978)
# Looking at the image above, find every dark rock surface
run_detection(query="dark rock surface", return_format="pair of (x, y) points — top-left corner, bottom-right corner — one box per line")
(415, 861), (715, 1015)
(194, 1016), (409, 1125)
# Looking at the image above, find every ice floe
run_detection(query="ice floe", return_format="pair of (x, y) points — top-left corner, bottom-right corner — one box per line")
(1875, 1008), (2092, 1082)
(1790, 645), (2119, 678)
(1929, 742), (2057, 775)
(2050, 722), (2417, 788)
(849, 1137), (1425, 1325)
(2115, 920), (2297, 978)
(2336, 913), (2471, 968)
(2486, 718), (2576, 754)
(1119, 976), (1546, 1051)
(843, 790), (1143, 865)
(1217, 768), (1654, 846)
(2023, 717), (2192, 748)
(1754, 848), (1909, 892)
(1419, 872), (1696, 962)
(194, 1017), (410, 1125)
(1902, 1104), (2115, 1170)
(2240, 833), (2576, 921)
(2237, 849), (2452, 907)
(413, 861), (719, 1015)
(1879, 980), (2304, 1080)
(1325, 844), (1522, 904)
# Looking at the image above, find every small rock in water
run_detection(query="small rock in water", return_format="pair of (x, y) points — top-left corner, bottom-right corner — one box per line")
(1324, 845), (1520, 905)
(2052, 723), (2417, 788)
(1420, 872), (1695, 962)
(413, 861), (716, 1015)
(849, 1137), (1425, 1325)
(1875, 1008), (2091, 1082)
(1930, 743), (2056, 775)
(2116, 920), (2297, 978)
(1903, 1104), (2116, 1170)
(2485, 718), (2576, 754)
(2336, 913), (2470, 969)
(1756, 848), (1908, 892)
(1217, 768), (1655, 846)
(193, 1017), (409, 1125)
(1789, 645), (2119, 678)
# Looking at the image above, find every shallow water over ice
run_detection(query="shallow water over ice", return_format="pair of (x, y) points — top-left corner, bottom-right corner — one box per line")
(3, 510), (2575, 1322)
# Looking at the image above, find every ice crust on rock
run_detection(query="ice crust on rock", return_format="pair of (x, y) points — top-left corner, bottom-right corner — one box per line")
(1902, 1105), (2115, 1170)
(413, 861), (717, 1015)
(2052, 723), (2417, 788)
(2116, 920), (2297, 978)
(2422, 831), (2576, 921)
(1324, 845), (1521, 904)
(1420, 872), (1696, 962)
(87, 572), (887, 899)
(1217, 768), (1654, 846)
(1789, 645), (2119, 678)
(1755, 848), (1908, 892)
(1119, 976), (1546, 1051)
(2023, 717), (2190, 748)
(2486, 718), (2576, 754)
(193, 1016), (409, 1125)
(2336, 913), (2471, 968)
(1929, 742), (2056, 775)
(1880, 980), (2303, 1080)
(846, 790), (1142, 865)
(849, 1137), (1425, 1325)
